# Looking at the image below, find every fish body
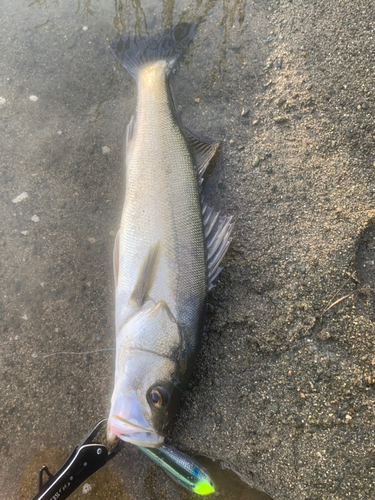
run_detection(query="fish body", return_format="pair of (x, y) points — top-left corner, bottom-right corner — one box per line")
(108, 24), (232, 447)
(116, 58), (207, 364)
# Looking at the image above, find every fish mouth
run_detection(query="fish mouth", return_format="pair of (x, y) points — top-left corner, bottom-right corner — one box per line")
(109, 415), (164, 447)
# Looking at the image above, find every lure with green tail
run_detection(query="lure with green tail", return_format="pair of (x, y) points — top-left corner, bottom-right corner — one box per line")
(138, 444), (215, 495)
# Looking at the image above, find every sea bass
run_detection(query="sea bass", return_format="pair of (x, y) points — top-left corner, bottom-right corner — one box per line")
(108, 24), (232, 447)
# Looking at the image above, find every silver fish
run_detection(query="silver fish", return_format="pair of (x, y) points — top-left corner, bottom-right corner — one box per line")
(108, 24), (233, 447)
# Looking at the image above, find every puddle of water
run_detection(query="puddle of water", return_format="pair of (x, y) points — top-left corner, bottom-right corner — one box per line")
(189, 455), (272, 500)
(18, 447), (130, 500)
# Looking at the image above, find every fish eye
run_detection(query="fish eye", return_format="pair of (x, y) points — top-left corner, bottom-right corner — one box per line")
(148, 386), (169, 408)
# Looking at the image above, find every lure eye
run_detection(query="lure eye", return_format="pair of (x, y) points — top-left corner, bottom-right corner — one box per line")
(149, 386), (169, 408)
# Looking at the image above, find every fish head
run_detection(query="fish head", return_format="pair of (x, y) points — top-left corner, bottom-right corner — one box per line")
(108, 301), (183, 447)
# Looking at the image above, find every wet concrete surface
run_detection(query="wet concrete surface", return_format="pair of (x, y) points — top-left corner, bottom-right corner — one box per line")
(1, 0), (375, 499)
(1, 0), (271, 498)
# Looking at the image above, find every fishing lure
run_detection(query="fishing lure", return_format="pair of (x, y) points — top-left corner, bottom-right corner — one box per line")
(138, 444), (215, 495)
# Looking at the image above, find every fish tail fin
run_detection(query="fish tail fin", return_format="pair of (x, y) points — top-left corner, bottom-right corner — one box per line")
(110, 23), (196, 80)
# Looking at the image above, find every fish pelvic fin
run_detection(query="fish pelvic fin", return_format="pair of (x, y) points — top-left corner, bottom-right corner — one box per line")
(129, 242), (161, 307)
(110, 23), (196, 80)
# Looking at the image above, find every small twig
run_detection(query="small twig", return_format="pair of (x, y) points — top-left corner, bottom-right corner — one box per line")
(322, 270), (366, 314)
(43, 348), (115, 359)
(324, 278), (351, 311)
(322, 293), (354, 314)
(322, 287), (374, 315)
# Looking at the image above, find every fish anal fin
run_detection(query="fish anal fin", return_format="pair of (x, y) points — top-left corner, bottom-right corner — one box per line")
(126, 115), (136, 158)
(129, 242), (161, 307)
(113, 229), (120, 288)
(183, 128), (220, 180)
(202, 199), (233, 289)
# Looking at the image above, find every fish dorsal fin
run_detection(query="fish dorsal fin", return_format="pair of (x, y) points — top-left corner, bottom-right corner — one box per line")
(184, 127), (231, 285)
(183, 128), (220, 180)
(202, 200), (233, 290)
(113, 229), (120, 288)
(130, 242), (161, 307)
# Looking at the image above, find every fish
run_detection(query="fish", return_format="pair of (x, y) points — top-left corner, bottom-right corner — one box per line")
(108, 23), (233, 448)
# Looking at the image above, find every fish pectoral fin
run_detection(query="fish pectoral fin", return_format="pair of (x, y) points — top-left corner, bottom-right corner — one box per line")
(113, 229), (120, 288)
(130, 242), (161, 307)
(183, 128), (220, 180)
